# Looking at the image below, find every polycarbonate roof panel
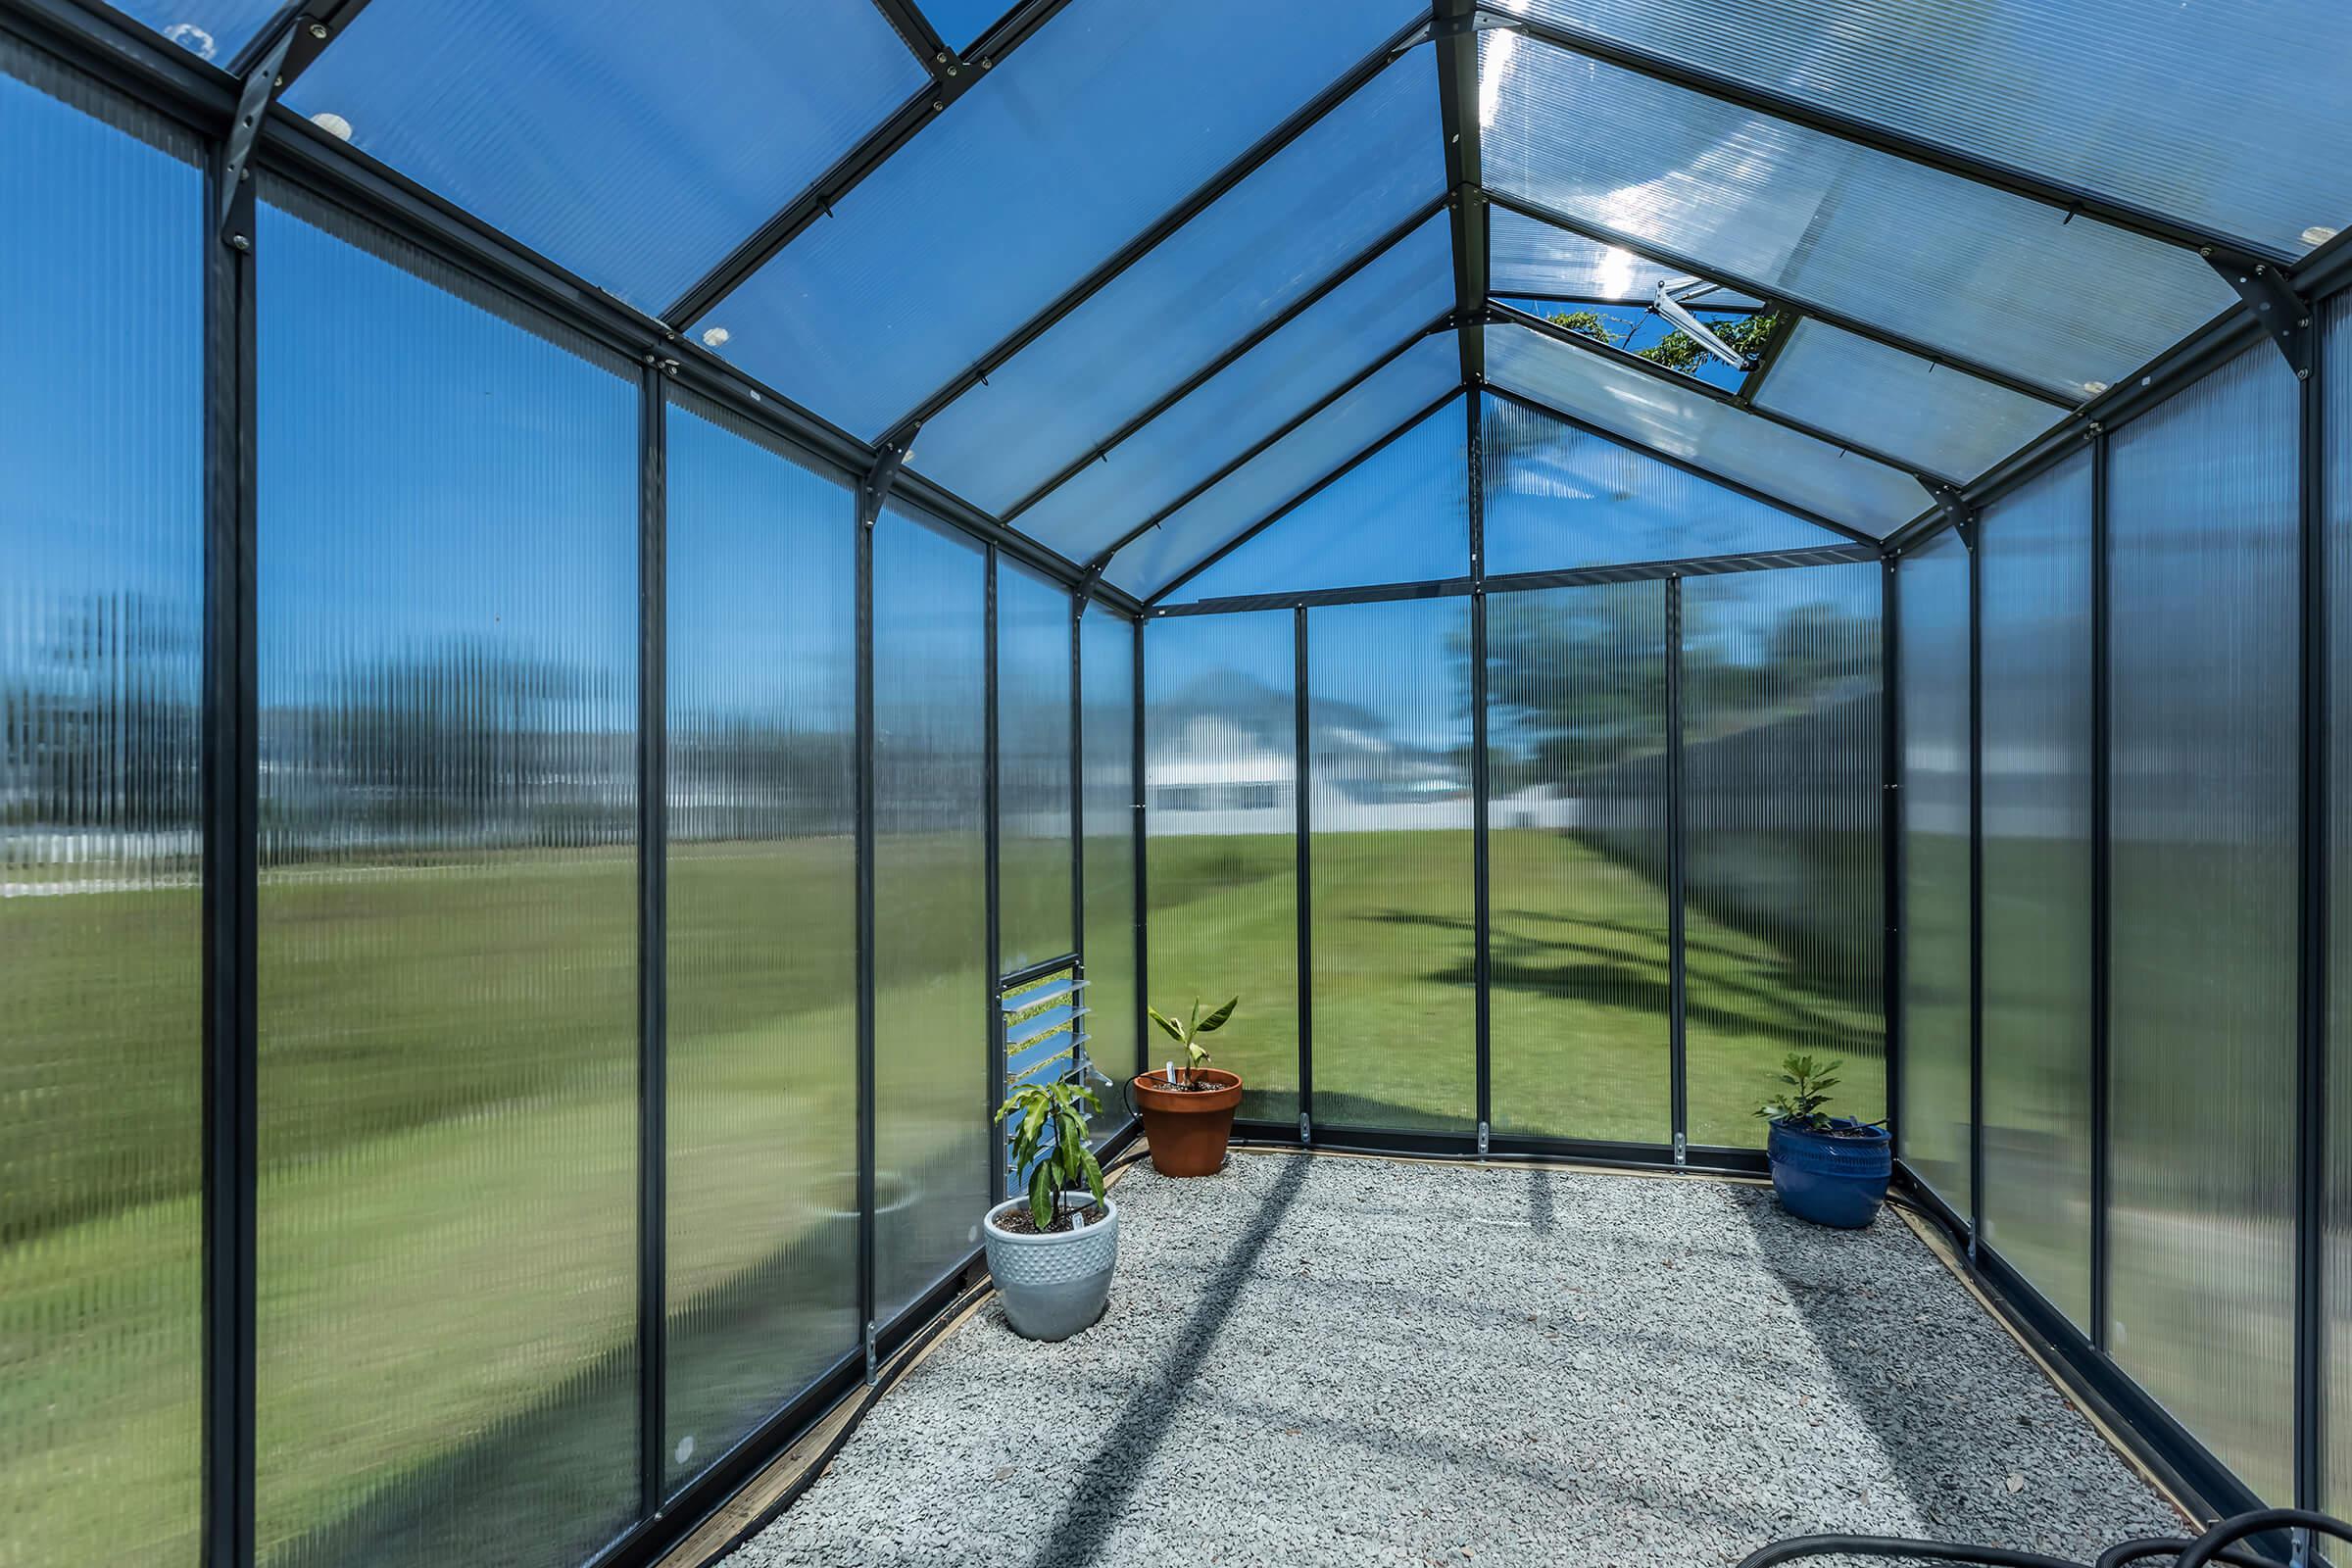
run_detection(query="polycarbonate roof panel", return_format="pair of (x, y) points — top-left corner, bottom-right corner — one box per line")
(1108, 334), (1461, 597)
(1011, 213), (1454, 564)
(700, 0), (1425, 439)
(1479, 31), (2238, 400)
(116, 0), (277, 63)
(281, 0), (922, 312)
(924, 0), (1011, 52)
(1493, 0), (2352, 259)
(1489, 205), (1759, 309)
(1171, 398), (1472, 603)
(1480, 393), (1838, 575)
(1484, 322), (1928, 537)
(1753, 319), (2066, 483)
(909, 61), (1444, 515)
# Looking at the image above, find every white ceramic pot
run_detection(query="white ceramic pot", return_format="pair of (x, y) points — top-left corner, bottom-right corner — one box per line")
(981, 1191), (1119, 1341)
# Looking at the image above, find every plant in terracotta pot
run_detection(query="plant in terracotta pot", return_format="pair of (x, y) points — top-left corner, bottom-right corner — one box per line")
(1134, 997), (1243, 1177)
(1757, 1054), (1890, 1230)
(982, 1079), (1117, 1341)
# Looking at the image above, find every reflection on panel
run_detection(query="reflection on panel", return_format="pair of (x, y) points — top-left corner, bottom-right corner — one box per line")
(1978, 452), (2094, 1332)
(1145, 612), (1299, 1122)
(872, 508), (991, 1322)
(1681, 564), (1884, 1147)
(2329, 291), (2352, 1514)
(1080, 613), (1140, 1096)
(997, 563), (1074, 971)
(1307, 598), (1475, 1131)
(1896, 532), (1971, 1211)
(0, 49), (203, 1567)
(1487, 583), (1671, 1142)
(2108, 346), (2298, 1500)
(662, 396), (858, 1496)
(255, 188), (640, 1568)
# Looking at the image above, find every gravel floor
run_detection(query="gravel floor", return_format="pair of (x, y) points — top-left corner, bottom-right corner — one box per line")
(726, 1152), (2180, 1568)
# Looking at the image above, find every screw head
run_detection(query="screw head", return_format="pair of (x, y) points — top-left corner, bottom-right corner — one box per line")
(308, 21), (327, 37)
(228, 233), (251, 251)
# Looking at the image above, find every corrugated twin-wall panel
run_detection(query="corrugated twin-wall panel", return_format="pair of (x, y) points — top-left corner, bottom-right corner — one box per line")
(1305, 597), (1477, 1133)
(1080, 614), (1140, 1090)
(662, 395), (858, 1497)
(1976, 450), (2096, 1334)
(995, 563), (1075, 972)
(255, 185), (642, 1568)
(1144, 612), (1301, 1122)
(870, 509), (993, 1325)
(1486, 582), (1672, 1143)
(1896, 531), (1972, 1211)
(1681, 565), (1885, 1147)
(0, 41), (204, 1567)
(2106, 344), (2299, 1502)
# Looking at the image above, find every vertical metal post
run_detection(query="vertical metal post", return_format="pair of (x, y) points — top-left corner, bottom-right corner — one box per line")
(1132, 614), (1149, 1082)
(984, 550), (1004, 1200)
(1295, 606), (1314, 1137)
(2293, 318), (2328, 1513)
(1882, 559), (1903, 1163)
(1469, 393), (1493, 1149)
(201, 150), (260, 1568)
(1070, 604), (1086, 999)
(2089, 432), (2113, 1348)
(1966, 522), (1985, 1251)
(1666, 574), (1689, 1162)
(634, 368), (668, 1517)
(854, 495), (879, 1379)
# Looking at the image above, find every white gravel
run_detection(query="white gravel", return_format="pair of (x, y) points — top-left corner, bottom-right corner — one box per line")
(725, 1152), (2180, 1568)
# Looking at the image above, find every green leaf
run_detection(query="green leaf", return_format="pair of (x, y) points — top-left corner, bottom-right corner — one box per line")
(1195, 997), (1239, 1035)
(1148, 1008), (1185, 1044)
(1079, 1148), (1106, 1205)
(1028, 1162), (1053, 1230)
(1021, 1098), (1047, 1147)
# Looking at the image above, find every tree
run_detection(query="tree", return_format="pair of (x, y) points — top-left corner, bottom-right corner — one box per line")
(1544, 307), (1780, 375)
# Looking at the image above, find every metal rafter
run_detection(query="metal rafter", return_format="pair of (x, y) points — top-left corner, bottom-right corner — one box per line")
(1481, 382), (1882, 552)
(1487, 300), (1957, 494)
(1083, 313), (1458, 574)
(1001, 194), (1449, 523)
(864, 0), (950, 68)
(662, 0), (1079, 326)
(1149, 387), (1464, 604)
(873, 13), (1435, 453)
(214, 0), (370, 248)
(1432, 0), (1484, 383)
(1485, 185), (2079, 408)
(1480, 6), (2295, 270)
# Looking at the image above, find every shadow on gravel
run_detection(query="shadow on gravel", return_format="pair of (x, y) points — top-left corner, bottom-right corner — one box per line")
(1528, 1165), (1556, 1234)
(1027, 1154), (1314, 1568)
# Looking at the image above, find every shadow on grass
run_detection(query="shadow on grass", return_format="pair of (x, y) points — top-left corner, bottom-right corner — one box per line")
(1029, 1155), (1313, 1568)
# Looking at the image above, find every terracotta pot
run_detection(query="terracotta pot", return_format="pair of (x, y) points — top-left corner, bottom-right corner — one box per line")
(1132, 1068), (1243, 1177)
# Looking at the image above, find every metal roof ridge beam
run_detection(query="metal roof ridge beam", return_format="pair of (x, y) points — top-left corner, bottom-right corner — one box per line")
(1481, 6), (2296, 268)
(1433, 0), (1485, 384)
(870, 12), (1437, 453)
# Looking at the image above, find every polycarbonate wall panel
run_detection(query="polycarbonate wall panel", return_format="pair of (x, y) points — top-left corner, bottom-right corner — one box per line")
(2329, 291), (2352, 1514)
(1, 51), (202, 1567)
(1487, 583), (1671, 1141)
(254, 188), (640, 1568)
(1480, 31), (2237, 401)
(1977, 451), (2094, 1332)
(1306, 598), (1476, 1131)
(1681, 564), (1884, 1147)
(1018, 214), (1453, 564)
(997, 562), (1075, 971)
(1108, 333), (1460, 597)
(1170, 397), (1469, 604)
(925, 0), (1009, 51)
(1080, 613), (1140, 1092)
(872, 508), (991, 1322)
(1753, 320), (2066, 482)
(1480, 393), (1838, 574)
(662, 396), (858, 1497)
(1500, 0), (2352, 260)
(1483, 323), (1929, 537)
(910, 62), (1444, 514)
(1144, 612), (1299, 1122)
(1491, 204), (1703, 305)
(117, 0), (276, 62)
(285, 0), (923, 311)
(1896, 532), (1971, 1210)
(699, 0), (1423, 437)
(2106, 345), (2298, 1501)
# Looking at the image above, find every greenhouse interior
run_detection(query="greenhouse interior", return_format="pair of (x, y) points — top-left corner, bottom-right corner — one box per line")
(7, 0), (2352, 1565)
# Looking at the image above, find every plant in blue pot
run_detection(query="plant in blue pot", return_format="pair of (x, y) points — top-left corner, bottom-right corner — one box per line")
(1757, 1054), (1889, 1229)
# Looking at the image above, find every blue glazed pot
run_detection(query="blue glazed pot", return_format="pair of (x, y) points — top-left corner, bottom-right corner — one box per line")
(1767, 1117), (1890, 1229)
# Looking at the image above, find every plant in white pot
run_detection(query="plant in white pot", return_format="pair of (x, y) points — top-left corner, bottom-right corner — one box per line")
(982, 1079), (1117, 1341)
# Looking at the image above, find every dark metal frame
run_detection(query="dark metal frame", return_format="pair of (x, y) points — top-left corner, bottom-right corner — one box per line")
(635, 368), (670, 1513)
